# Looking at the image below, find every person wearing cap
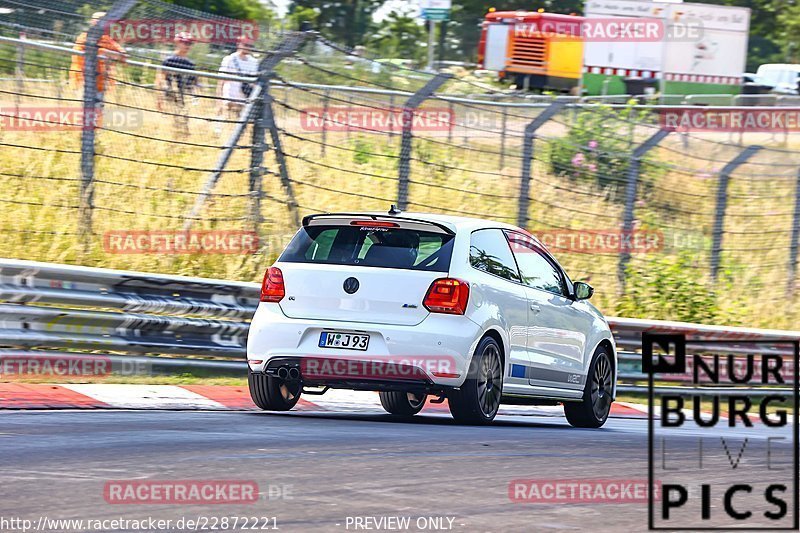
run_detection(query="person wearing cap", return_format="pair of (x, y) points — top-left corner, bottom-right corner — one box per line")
(217, 35), (259, 118)
(156, 32), (198, 138)
(70, 11), (127, 102)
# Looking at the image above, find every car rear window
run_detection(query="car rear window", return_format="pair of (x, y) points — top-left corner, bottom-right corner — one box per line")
(279, 224), (454, 272)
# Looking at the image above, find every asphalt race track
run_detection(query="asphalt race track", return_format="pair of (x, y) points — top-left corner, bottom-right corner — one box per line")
(2, 407), (792, 532)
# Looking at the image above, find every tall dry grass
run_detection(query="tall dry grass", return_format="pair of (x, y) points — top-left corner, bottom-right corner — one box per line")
(1, 77), (798, 329)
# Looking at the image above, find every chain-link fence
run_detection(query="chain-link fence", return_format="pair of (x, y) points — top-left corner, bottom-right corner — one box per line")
(1, 0), (799, 329)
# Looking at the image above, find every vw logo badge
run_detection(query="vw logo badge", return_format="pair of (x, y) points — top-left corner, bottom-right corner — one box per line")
(343, 277), (360, 294)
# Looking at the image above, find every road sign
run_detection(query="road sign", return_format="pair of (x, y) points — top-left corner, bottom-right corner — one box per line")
(422, 8), (449, 20)
(420, 0), (451, 70)
(420, 0), (450, 20)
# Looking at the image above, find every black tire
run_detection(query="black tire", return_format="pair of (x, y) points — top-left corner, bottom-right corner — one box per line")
(248, 369), (302, 411)
(564, 347), (614, 428)
(448, 336), (503, 424)
(379, 391), (427, 416)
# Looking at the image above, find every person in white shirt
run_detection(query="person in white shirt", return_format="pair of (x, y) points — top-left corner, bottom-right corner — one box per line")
(217, 36), (260, 118)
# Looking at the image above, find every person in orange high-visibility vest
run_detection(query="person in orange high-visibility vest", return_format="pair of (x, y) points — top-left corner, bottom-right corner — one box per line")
(70, 12), (127, 103)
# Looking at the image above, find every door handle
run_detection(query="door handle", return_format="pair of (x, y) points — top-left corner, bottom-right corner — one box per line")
(530, 304), (541, 313)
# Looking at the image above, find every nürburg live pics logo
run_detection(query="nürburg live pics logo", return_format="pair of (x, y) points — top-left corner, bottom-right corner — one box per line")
(645, 333), (799, 530)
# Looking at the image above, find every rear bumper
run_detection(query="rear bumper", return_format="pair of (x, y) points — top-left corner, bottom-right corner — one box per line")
(246, 303), (482, 388)
(262, 357), (446, 394)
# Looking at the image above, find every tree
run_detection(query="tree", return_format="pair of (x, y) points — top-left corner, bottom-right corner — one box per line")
(776, 0), (800, 63)
(289, 0), (384, 48)
(165, 0), (274, 22)
(367, 10), (426, 63)
(286, 6), (319, 31)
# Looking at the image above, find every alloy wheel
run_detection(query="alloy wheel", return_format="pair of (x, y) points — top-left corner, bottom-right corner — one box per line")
(591, 352), (613, 420)
(477, 343), (502, 417)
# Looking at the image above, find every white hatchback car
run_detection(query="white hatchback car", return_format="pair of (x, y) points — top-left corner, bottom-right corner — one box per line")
(247, 209), (617, 427)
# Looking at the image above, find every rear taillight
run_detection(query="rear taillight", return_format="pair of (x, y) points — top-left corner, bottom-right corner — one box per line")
(423, 278), (469, 315)
(260, 267), (285, 302)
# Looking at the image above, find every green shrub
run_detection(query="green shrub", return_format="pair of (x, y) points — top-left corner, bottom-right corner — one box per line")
(548, 103), (653, 196)
(616, 251), (732, 323)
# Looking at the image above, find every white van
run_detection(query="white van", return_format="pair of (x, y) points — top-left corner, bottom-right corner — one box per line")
(755, 64), (800, 95)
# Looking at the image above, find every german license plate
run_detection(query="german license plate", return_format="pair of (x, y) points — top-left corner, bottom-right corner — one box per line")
(318, 331), (369, 351)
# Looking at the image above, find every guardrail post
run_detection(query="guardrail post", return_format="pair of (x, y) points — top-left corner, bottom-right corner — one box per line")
(78, 0), (136, 241)
(516, 100), (567, 229)
(617, 129), (670, 294)
(184, 33), (309, 231)
(397, 73), (451, 210)
(710, 145), (762, 282)
(787, 169), (800, 296)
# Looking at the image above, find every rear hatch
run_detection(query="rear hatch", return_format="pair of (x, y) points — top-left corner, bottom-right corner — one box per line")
(275, 214), (455, 326)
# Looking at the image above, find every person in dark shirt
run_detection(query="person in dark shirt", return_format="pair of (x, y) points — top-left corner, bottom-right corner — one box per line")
(156, 32), (197, 138)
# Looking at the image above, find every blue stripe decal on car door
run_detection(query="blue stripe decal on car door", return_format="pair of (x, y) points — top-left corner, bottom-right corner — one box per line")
(510, 364), (527, 378)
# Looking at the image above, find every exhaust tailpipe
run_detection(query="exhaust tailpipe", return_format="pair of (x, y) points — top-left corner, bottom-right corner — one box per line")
(288, 367), (300, 380)
(277, 366), (289, 380)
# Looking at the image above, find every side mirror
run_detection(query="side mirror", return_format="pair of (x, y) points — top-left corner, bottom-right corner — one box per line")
(574, 281), (594, 300)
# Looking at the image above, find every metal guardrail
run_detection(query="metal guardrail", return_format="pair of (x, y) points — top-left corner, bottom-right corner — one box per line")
(0, 259), (257, 372)
(0, 259), (797, 394)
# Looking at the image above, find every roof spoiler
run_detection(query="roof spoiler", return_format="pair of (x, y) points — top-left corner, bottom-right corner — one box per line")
(302, 213), (456, 235)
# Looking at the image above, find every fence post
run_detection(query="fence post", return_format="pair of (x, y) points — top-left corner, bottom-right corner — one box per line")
(617, 129), (670, 294)
(788, 169), (800, 296)
(499, 107), (508, 170)
(388, 94), (396, 141)
(78, 1), (136, 240)
(15, 32), (24, 115)
(397, 73), (451, 211)
(710, 145), (762, 282)
(346, 95), (353, 140)
(516, 100), (567, 229)
(447, 99), (454, 144)
(184, 32), (309, 231)
(320, 88), (330, 156)
(184, 85), (264, 231)
(247, 71), (270, 236)
(264, 81), (301, 227)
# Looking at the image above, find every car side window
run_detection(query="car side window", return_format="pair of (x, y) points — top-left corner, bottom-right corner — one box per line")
(469, 229), (521, 282)
(505, 231), (565, 295)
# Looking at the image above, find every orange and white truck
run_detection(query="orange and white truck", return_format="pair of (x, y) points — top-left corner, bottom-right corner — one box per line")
(477, 11), (583, 92)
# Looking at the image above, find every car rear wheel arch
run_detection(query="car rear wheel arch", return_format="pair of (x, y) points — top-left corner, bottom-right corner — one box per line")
(479, 328), (506, 369)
